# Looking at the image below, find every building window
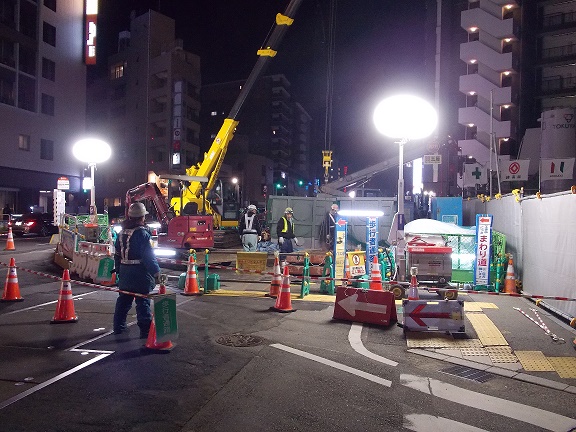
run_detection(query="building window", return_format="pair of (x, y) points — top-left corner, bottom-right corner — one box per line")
(18, 74), (35, 111)
(0, 37), (15, 67)
(40, 139), (53, 160)
(0, 68), (15, 105)
(43, 22), (56, 46)
(19, 1), (37, 38)
(19, 45), (36, 75)
(41, 93), (54, 115)
(0, 0), (17, 28)
(43, 0), (56, 12)
(18, 134), (30, 151)
(42, 57), (55, 81)
(110, 62), (125, 79)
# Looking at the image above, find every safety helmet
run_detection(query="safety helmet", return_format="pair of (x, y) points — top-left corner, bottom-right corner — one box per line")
(127, 202), (148, 218)
(284, 207), (293, 214)
(331, 204), (339, 211)
(247, 204), (257, 211)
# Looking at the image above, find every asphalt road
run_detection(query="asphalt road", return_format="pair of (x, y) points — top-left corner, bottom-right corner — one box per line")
(0, 237), (575, 432)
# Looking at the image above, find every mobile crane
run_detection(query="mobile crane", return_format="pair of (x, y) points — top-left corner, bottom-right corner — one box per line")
(124, 0), (304, 251)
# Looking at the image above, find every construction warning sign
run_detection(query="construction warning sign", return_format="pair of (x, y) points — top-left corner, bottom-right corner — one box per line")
(346, 251), (366, 276)
(402, 299), (464, 333)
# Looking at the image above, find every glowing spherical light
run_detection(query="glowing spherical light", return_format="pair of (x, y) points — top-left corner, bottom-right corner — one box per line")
(373, 95), (437, 140)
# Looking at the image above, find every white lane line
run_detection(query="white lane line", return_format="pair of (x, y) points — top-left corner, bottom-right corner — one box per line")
(0, 353), (111, 410)
(404, 414), (489, 432)
(4, 291), (101, 315)
(271, 343), (392, 387)
(348, 322), (398, 366)
(400, 374), (576, 432)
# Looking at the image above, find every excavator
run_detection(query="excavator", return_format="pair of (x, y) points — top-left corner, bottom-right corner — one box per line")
(124, 0), (304, 251)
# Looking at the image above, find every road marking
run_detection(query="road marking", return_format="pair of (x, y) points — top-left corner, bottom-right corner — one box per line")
(4, 291), (101, 315)
(404, 414), (489, 432)
(0, 353), (111, 410)
(348, 322), (398, 366)
(400, 374), (576, 432)
(271, 343), (392, 387)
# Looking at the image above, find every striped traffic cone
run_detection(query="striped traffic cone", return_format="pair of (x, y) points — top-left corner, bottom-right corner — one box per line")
(343, 255), (351, 287)
(1, 257), (23, 302)
(271, 265), (295, 313)
(143, 281), (174, 352)
(4, 227), (15, 251)
(504, 254), (516, 294)
(51, 269), (78, 323)
(369, 255), (383, 291)
(181, 254), (201, 296)
(266, 253), (282, 298)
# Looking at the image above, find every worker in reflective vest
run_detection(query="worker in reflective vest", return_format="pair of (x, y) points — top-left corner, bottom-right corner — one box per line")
(276, 207), (300, 260)
(239, 204), (262, 252)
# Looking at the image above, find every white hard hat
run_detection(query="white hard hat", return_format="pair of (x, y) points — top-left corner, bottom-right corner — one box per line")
(247, 204), (257, 211)
(331, 204), (339, 211)
(284, 207), (293, 214)
(128, 202), (148, 218)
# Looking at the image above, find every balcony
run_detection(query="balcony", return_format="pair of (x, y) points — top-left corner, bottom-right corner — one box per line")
(461, 41), (513, 72)
(459, 74), (512, 105)
(539, 75), (576, 97)
(461, 9), (515, 39)
(542, 11), (576, 32)
(458, 138), (492, 166)
(459, 106), (511, 138)
(540, 43), (576, 65)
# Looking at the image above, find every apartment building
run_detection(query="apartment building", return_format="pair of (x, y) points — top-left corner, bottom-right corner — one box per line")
(0, 0), (86, 213)
(87, 10), (202, 210)
(201, 74), (313, 198)
(457, 0), (576, 193)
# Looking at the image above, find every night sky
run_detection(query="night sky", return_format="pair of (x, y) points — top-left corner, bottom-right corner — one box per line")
(94, 0), (428, 175)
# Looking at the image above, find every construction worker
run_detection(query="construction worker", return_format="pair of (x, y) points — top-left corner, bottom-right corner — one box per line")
(113, 202), (162, 339)
(277, 207), (299, 260)
(239, 204), (262, 252)
(323, 203), (339, 250)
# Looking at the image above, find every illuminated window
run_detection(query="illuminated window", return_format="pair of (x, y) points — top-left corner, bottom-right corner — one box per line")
(110, 63), (125, 79)
(18, 134), (30, 151)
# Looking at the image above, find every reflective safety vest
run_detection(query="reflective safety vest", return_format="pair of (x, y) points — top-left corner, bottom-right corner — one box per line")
(119, 226), (145, 265)
(242, 214), (257, 234)
(280, 216), (294, 234)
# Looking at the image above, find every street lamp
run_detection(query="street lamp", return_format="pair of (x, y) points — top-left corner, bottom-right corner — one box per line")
(73, 138), (111, 224)
(373, 95), (437, 281)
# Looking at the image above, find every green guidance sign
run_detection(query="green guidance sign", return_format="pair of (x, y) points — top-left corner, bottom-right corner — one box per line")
(154, 294), (178, 343)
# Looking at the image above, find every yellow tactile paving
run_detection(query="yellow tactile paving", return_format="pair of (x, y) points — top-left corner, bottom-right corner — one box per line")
(466, 313), (509, 346)
(460, 347), (488, 356)
(474, 302), (498, 309)
(464, 302), (483, 312)
(485, 346), (518, 363)
(515, 351), (555, 371)
(547, 357), (576, 379)
(406, 333), (483, 348)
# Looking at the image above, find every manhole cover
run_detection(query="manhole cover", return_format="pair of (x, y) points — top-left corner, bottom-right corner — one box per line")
(440, 365), (494, 383)
(216, 334), (265, 347)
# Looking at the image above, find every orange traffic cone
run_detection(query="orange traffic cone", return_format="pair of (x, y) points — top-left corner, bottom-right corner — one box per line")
(343, 255), (351, 287)
(51, 269), (78, 323)
(4, 227), (15, 251)
(369, 256), (383, 291)
(266, 254), (282, 298)
(143, 318), (175, 352)
(181, 254), (201, 296)
(271, 265), (295, 313)
(143, 280), (174, 352)
(504, 254), (516, 294)
(1, 257), (23, 302)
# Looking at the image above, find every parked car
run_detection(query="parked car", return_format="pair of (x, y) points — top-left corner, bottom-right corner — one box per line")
(10, 213), (58, 237)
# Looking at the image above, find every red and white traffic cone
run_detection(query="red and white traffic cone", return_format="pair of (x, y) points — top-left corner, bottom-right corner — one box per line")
(182, 254), (201, 296)
(266, 253), (282, 298)
(271, 265), (295, 313)
(51, 269), (78, 323)
(1, 257), (23, 302)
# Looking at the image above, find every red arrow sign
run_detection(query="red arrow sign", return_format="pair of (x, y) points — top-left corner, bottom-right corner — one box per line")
(479, 217), (491, 223)
(338, 293), (388, 316)
(408, 303), (451, 327)
(337, 219), (347, 226)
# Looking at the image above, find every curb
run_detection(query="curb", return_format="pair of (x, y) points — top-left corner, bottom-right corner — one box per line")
(408, 348), (576, 394)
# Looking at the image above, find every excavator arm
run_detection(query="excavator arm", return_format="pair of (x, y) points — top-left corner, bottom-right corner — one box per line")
(125, 183), (174, 230)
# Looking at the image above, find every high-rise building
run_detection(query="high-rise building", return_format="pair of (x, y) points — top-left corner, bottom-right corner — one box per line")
(0, 0), (86, 213)
(201, 74), (313, 197)
(87, 10), (202, 210)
